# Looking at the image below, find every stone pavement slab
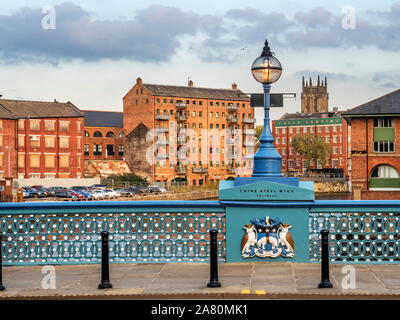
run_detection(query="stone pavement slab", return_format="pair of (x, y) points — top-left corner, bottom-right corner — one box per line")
(0, 262), (400, 299)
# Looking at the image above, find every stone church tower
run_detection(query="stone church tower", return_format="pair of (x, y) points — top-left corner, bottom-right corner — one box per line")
(301, 76), (329, 113)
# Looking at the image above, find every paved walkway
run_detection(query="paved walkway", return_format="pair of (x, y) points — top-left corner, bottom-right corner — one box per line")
(1, 262), (400, 299)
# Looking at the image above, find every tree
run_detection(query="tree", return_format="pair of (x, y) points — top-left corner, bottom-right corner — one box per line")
(105, 173), (149, 187)
(290, 133), (331, 173)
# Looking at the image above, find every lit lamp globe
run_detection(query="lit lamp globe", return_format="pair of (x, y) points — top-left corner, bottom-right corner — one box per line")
(251, 40), (282, 84)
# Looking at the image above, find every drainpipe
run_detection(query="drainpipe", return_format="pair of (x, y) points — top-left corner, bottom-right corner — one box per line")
(366, 118), (369, 190)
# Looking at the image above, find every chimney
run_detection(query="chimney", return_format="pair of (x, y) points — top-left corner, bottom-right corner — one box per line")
(136, 77), (142, 85)
(188, 80), (194, 87)
(54, 99), (58, 103)
(232, 83), (237, 90)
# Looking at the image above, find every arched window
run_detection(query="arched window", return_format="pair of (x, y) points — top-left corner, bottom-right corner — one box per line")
(93, 131), (103, 137)
(106, 131), (115, 138)
(118, 131), (124, 138)
(370, 164), (400, 189)
(84, 130), (90, 137)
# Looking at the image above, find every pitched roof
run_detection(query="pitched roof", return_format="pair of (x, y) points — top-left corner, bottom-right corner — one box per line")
(344, 89), (400, 116)
(83, 110), (123, 128)
(143, 83), (250, 101)
(0, 99), (83, 119)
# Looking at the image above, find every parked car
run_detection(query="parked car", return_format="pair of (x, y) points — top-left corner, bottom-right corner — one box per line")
(67, 189), (83, 199)
(71, 186), (89, 192)
(148, 186), (161, 193)
(30, 186), (51, 197)
(91, 184), (108, 190)
(114, 188), (132, 197)
(23, 188), (33, 198)
(88, 190), (105, 200)
(76, 190), (93, 199)
(47, 187), (65, 196)
(130, 185), (149, 194)
(54, 190), (77, 198)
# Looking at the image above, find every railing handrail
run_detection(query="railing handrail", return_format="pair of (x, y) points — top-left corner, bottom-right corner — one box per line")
(0, 200), (224, 214)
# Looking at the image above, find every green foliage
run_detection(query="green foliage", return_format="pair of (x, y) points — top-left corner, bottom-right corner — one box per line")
(290, 133), (331, 171)
(105, 173), (149, 187)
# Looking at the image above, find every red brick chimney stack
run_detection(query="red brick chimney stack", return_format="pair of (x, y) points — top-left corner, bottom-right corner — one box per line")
(188, 80), (194, 87)
(136, 77), (142, 85)
(232, 83), (237, 90)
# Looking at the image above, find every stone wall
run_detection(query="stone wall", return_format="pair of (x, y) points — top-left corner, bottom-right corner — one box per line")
(314, 181), (348, 193)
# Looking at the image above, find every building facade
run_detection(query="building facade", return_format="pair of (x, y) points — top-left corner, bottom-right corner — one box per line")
(0, 99), (84, 179)
(83, 110), (130, 177)
(123, 78), (255, 185)
(272, 111), (349, 177)
(344, 89), (400, 200)
(301, 76), (329, 113)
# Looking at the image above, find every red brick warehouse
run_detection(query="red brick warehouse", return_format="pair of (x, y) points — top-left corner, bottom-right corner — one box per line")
(0, 99), (84, 179)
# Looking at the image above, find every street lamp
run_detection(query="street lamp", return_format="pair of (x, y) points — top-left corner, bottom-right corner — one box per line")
(251, 39), (283, 177)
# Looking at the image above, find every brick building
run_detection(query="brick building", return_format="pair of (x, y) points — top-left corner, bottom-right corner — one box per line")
(83, 110), (130, 177)
(0, 99), (84, 179)
(344, 89), (400, 200)
(272, 111), (349, 177)
(123, 78), (255, 185)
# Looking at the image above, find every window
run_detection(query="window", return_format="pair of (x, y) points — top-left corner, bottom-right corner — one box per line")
(59, 121), (69, 132)
(106, 145), (115, 156)
(30, 120), (40, 131)
(374, 141), (394, 153)
(18, 155), (24, 168)
(94, 144), (102, 155)
(45, 121), (55, 131)
(84, 144), (89, 155)
(118, 132), (124, 138)
(192, 111), (196, 117)
(0, 120), (2, 129)
(59, 137), (69, 148)
(282, 128), (286, 134)
(59, 155), (69, 168)
(18, 136), (24, 147)
(318, 127), (322, 133)
(119, 145), (124, 155)
(106, 131), (115, 138)
(210, 112), (213, 118)
(0, 136), (2, 147)
(45, 154), (55, 168)
(45, 136), (55, 148)
(296, 127), (300, 133)
(288, 160), (294, 169)
(93, 131), (102, 137)
(30, 154), (40, 168)
(18, 120), (24, 130)
(84, 131), (90, 137)
(374, 117), (392, 127)
(30, 136), (40, 148)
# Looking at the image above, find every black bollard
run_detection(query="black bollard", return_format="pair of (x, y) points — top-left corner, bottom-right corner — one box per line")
(0, 234), (5, 291)
(207, 229), (221, 288)
(98, 231), (113, 289)
(318, 229), (333, 288)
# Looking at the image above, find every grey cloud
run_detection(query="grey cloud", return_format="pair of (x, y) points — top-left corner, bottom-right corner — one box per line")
(295, 70), (357, 80)
(2, 2), (400, 65)
(0, 2), (207, 63)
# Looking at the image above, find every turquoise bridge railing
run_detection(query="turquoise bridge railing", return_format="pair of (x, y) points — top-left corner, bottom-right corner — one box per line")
(0, 201), (225, 265)
(310, 200), (400, 263)
(1, 199), (400, 265)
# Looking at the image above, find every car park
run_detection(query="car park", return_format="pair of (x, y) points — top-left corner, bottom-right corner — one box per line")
(76, 190), (93, 199)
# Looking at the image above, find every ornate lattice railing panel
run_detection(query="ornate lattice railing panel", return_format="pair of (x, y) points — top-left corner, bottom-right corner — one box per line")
(309, 212), (400, 263)
(0, 212), (226, 265)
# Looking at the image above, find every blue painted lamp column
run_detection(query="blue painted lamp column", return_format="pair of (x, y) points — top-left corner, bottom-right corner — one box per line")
(251, 40), (283, 177)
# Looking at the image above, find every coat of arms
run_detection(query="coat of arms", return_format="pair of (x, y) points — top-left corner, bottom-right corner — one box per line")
(241, 216), (294, 258)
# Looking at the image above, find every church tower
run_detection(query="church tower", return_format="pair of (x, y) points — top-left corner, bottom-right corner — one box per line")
(301, 75), (329, 113)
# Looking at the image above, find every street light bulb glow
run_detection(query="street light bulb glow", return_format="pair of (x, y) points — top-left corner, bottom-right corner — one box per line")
(251, 56), (282, 84)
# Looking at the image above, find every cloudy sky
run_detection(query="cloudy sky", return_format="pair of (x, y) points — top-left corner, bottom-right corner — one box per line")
(1, 0), (399, 122)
